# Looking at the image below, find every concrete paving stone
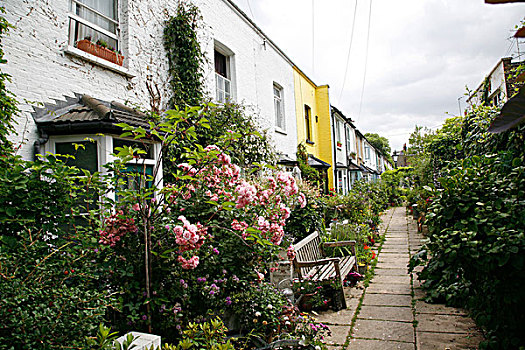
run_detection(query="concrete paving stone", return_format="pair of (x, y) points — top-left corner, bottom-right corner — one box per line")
(374, 268), (409, 276)
(348, 338), (414, 350)
(371, 274), (411, 285)
(379, 257), (410, 265)
(352, 319), (415, 343)
(375, 262), (410, 270)
(366, 283), (412, 295)
(326, 346), (343, 350)
(381, 248), (409, 254)
(413, 287), (426, 300)
(358, 305), (413, 322)
(362, 293), (412, 307)
(415, 300), (467, 316)
(385, 238), (409, 243)
(378, 253), (409, 258)
(412, 277), (424, 289)
(315, 308), (356, 325)
(382, 243), (409, 247)
(416, 314), (478, 334)
(416, 331), (483, 350)
(323, 325), (351, 346)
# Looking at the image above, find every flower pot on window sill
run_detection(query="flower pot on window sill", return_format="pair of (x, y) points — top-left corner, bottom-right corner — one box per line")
(76, 39), (124, 66)
(336, 142), (342, 148)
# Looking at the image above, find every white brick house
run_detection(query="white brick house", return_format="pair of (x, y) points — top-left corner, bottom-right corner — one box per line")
(3, 0), (298, 164)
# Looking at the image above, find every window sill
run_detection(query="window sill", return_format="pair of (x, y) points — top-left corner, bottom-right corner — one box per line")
(306, 140), (315, 145)
(275, 127), (287, 135)
(65, 46), (135, 78)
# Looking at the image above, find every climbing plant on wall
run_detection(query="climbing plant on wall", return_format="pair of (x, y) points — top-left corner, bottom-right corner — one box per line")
(164, 2), (205, 107)
(0, 8), (18, 156)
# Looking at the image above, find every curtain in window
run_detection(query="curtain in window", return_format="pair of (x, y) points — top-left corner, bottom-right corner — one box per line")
(75, 0), (117, 48)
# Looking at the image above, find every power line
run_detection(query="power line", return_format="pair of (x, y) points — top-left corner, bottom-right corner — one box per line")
(357, 0), (373, 122)
(312, 0), (315, 74)
(338, 0), (358, 104)
(246, 0), (255, 21)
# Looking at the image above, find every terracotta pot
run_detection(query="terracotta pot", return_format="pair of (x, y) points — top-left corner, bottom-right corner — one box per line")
(76, 39), (124, 66)
(298, 293), (316, 312)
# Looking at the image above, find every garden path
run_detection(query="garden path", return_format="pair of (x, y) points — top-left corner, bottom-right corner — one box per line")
(317, 207), (483, 349)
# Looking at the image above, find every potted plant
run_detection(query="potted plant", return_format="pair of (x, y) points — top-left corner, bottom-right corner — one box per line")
(336, 141), (342, 148)
(76, 36), (124, 66)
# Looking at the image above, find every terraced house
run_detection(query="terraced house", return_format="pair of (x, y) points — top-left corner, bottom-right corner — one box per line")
(4, 0), (298, 168)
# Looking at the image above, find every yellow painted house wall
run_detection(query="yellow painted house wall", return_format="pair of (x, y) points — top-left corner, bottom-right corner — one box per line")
(292, 67), (334, 189)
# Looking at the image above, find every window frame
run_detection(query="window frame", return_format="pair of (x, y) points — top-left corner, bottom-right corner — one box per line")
(68, 0), (121, 51)
(273, 83), (286, 132)
(305, 105), (313, 143)
(214, 42), (235, 104)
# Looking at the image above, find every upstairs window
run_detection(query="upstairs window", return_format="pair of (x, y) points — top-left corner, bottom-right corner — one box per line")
(215, 50), (232, 103)
(274, 84), (285, 131)
(305, 105), (312, 143)
(336, 120), (341, 145)
(69, 1), (120, 50)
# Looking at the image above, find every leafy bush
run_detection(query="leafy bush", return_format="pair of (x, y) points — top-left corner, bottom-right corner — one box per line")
(410, 104), (525, 349)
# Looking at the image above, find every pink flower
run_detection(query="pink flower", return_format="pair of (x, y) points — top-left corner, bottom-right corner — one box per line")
(132, 203), (140, 211)
(178, 255), (200, 270)
(287, 245), (296, 260)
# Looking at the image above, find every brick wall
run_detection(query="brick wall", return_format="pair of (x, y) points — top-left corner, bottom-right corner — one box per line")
(3, 0), (298, 161)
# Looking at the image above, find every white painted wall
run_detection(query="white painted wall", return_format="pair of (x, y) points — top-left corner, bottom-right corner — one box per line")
(3, 0), (297, 162)
(196, 0), (298, 160)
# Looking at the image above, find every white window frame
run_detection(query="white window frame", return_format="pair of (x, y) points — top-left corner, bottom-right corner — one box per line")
(46, 134), (163, 203)
(273, 83), (286, 132)
(214, 42), (236, 104)
(68, 0), (121, 50)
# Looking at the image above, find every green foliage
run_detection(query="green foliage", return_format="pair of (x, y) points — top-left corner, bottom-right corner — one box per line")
(410, 102), (525, 349)
(296, 143), (325, 189)
(0, 154), (115, 349)
(164, 2), (205, 107)
(162, 318), (234, 350)
(285, 180), (325, 241)
(0, 9), (18, 156)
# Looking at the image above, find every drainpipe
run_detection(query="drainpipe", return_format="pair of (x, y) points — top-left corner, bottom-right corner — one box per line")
(33, 132), (49, 160)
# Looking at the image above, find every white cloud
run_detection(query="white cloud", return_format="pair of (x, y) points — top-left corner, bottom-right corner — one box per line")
(232, 0), (524, 150)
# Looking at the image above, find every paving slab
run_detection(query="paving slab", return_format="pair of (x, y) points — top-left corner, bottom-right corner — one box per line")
(315, 308), (356, 325)
(376, 262), (410, 270)
(379, 257), (410, 265)
(381, 248), (409, 254)
(352, 319), (415, 342)
(348, 338), (414, 350)
(416, 331), (483, 350)
(374, 268), (409, 276)
(358, 305), (413, 322)
(415, 300), (467, 316)
(366, 283), (412, 295)
(416, 314), (478, 334)
(323, 325), (351, 345)
(362, 293), (412, 307)
(413, 287), (426, 300)
(371, 274), (411, 284)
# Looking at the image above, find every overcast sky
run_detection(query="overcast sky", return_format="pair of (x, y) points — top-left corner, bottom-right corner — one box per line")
(230, 0), (523, 151)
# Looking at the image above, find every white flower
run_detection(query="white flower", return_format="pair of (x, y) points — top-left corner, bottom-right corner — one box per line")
(255, 311), (262, 317)
(267, 304), (273, 310)
(315, 346), (321, 350)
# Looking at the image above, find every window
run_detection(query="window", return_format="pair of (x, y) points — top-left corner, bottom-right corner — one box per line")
(364, 145), (371, 161)
(274, 84), (285, 130)
(346, 126), (352, 152)
(215, 50), (232, 103)
(113, 139), (157, 193)
(69, 0), (120, 52)
(56, 140), (99, 174)
(336, 120), (341, 146)
(305, 105), (312, 142)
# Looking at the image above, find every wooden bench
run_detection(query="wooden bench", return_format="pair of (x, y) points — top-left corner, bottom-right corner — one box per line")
(292, 231), (357, 309)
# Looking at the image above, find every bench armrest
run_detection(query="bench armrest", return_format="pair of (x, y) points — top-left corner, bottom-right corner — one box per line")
(294, 257), (340, 268)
